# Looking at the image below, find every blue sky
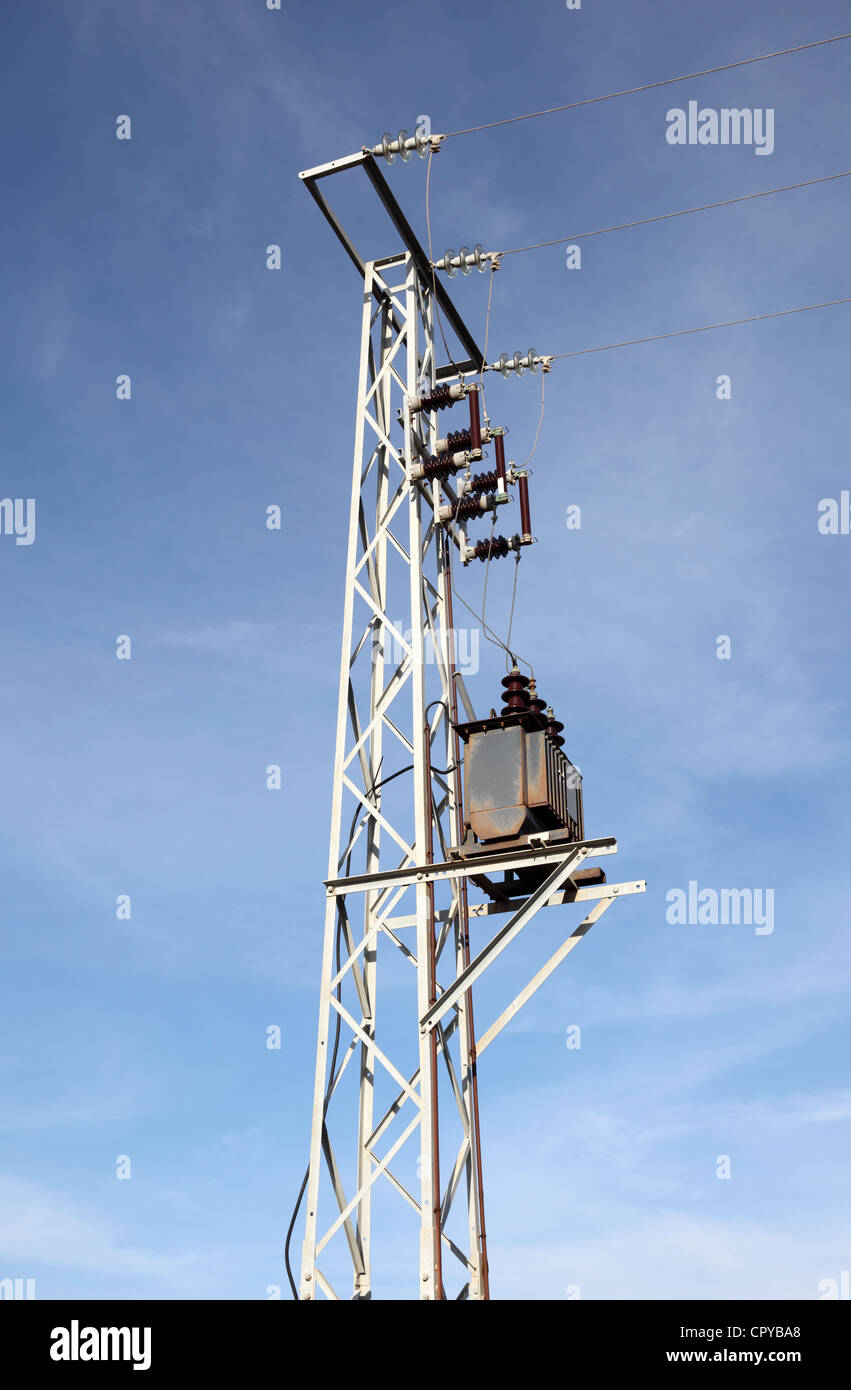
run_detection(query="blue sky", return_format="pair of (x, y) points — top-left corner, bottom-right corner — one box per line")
(0, 0), (849, 1300)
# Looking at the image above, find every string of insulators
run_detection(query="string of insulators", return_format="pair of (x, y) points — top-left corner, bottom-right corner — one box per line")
(501, 667), (530, 714)
(373, 129), (432, 163)
(471, 534), (512, 562)
(484, 350), (548, 377)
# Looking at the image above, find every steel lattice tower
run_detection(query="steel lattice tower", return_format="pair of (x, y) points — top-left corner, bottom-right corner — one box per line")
(296, 148), (645, 1300)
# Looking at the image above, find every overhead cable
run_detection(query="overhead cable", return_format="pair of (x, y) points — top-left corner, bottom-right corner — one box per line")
(444, 33), (851, 139)
(498, 171), (851, 257)
(548, 296), (851, 360)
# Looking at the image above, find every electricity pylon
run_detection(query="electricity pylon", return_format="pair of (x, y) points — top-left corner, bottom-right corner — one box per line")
(296, 149), (645, 1300)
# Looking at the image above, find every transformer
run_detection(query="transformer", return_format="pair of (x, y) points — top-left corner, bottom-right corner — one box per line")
(455, 669), (584, 849)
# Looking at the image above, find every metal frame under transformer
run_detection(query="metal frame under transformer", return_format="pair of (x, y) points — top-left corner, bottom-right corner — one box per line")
(298, 154), (646, 1301)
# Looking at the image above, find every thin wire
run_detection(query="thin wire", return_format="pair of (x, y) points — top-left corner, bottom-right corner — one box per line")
(522, 370), (546, 468)
(549, 296), (851, 359)
(491, 370), (548, 670)
(452, 580), (533, 676)
(444, 33), (851, 138)
(425, 147), (462, 376)
(467, 268), (502, 617)
(488, 371), (546, 669)
(478, 260), (497, 426)
(505, 554), (520, 668)
(499, 171), (851, 258)
(449, 257), (498, 533)
(461, 275), (544, 674)
(479, 513), (497, 643)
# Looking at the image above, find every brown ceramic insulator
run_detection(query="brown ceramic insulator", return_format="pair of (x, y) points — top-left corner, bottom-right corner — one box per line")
(494, 432), (507, 490)
(527, 678), (547, 718)
(471, 534), (510, 563)
(443, 429), (471, 451)
(467, 470), (499, 494)
(417, 384), (455, 412)
(468, 389), (482, 450)
(501, 666), (530, 715)
(546, 714), (565, 749)
(518, 472), (532, 536)
(452, 494), (490, 525)
(421, 453), (464, 481)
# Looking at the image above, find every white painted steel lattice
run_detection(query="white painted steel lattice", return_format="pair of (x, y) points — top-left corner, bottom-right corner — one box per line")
(297, 159), (646, 1300)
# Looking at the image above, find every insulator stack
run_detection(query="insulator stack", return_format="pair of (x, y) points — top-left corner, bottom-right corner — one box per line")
(467, 470), (499, 494)
(517, 471), (532, 539)
(527, 679), (547, 717)
(373, 128), (432, 163)
(489, 349), (545, 377)
(468, 389), (482, 451)
(452, 494), (493, 524)
(493, 432), (507, 492)
(439, 429), (472, 453)
(437, 244), (490, 276)
(421, 452), (466, 481)
(501, 667), (530, 715)
(470, 534), (512, 563)
(412, 383), (464, 413)
(546, 707), (565, 749)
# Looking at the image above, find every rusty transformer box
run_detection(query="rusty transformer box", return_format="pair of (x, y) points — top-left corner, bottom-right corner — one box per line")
(455, 711), (584, 847)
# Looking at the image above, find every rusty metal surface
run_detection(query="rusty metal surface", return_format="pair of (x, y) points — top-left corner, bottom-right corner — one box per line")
(465, 725), (583, 843)
(466, 726), (527, 840)
(524, 730), (547, 809)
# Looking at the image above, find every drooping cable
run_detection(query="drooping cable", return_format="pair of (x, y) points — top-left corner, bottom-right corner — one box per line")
(501, 370), (545, 669)
(452, 573), (533, 676)
(504, 552), (521, 670)
(522, 370), (546, 469)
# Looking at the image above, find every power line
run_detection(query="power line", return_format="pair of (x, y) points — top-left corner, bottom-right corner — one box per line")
(444, 32), (851, 139)
(548, 296), (851, 360)
(452, 579), (533, 675)
(425, 147), (463, 374)
(499, 171), (851, 257)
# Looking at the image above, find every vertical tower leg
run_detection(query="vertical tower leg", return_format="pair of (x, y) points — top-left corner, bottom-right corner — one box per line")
(300, 254), (488, 1300)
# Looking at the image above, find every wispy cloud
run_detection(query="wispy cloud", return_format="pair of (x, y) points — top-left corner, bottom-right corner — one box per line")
(0, 1174), (211, 1291)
